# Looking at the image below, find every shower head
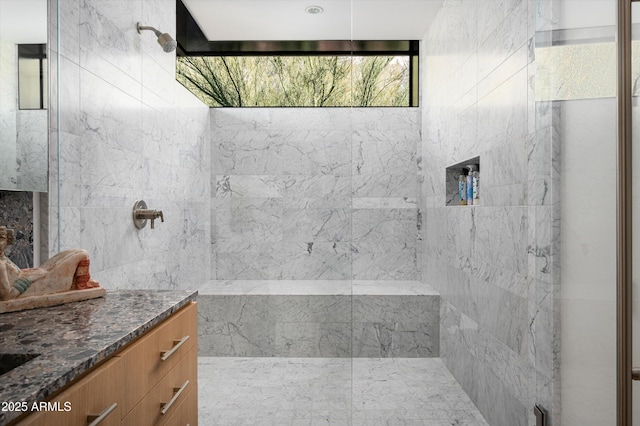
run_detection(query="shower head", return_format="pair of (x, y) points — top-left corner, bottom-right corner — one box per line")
(136, 22), (177, 53)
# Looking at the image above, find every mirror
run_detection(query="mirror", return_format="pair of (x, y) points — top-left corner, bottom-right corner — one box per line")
(0, 0), (48, 192)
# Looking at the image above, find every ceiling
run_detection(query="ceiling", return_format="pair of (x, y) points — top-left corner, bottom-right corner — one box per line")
(1, 0), (637, 46)
(0, 0), (47, 43)
(181, 0), (444, 41)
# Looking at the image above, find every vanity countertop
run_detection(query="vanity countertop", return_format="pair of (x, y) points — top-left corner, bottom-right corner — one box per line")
(0, 289), (198, 425)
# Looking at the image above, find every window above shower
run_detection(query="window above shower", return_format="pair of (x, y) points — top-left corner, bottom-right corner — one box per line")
(175, 0), (425, 108)
(177, 53), (417, 107)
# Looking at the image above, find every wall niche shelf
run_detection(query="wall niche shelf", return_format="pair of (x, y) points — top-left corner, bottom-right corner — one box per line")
(446, 156), (480, 206)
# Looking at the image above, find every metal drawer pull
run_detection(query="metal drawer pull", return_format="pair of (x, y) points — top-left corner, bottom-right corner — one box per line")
(160, 335), (190, 361)
(86, 402), (118, 426)
(160, 380), (190, 415)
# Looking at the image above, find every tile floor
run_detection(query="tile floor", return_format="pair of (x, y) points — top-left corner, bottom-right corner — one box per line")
(198, 357), (489, 425)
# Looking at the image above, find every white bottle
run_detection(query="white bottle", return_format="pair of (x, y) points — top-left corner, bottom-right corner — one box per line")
(472, 165), (480, 205)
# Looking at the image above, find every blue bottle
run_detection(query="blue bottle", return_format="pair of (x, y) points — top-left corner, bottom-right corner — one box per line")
(458, 171), (467, 205)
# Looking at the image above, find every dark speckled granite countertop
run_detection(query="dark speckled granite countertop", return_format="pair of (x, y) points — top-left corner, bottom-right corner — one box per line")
(0, 290), (198, 425)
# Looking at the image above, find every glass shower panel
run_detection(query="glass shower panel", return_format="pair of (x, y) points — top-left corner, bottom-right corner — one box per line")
(534, 0), (617, 423)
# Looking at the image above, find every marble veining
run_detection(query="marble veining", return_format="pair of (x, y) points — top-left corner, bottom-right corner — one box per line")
(0, 42), (17, 189)
(0, 290), (197, 425)
(197, 280), (439, 359)
(211, 108), (421, 281)
(422, 0), (557, 423)
(198, 356), (489, 425)
(16, 111), (48, 191)
(352, 175), (417, 199)
(196, 279), (439, 296)
(49, 0), (211, 291)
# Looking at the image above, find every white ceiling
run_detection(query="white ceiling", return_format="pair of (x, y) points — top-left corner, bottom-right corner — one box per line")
(1, 0), (637, 46)
(0, 0), (47, 43)
(181, 0), (444, 41)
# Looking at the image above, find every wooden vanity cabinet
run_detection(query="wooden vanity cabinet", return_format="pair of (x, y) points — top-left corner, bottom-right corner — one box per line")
(16, 301), (198, 426)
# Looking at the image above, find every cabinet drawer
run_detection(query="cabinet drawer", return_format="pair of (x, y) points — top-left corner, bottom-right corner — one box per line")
(18, 356), (123, 426)
(164, 386), (198, 426)
(121, 346), (197, 426)
(119, 302), (197, 416)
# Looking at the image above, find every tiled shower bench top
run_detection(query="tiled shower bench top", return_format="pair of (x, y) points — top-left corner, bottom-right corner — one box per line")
(197, 280), (439, 358)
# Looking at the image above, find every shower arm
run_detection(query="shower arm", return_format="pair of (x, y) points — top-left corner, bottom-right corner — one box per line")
(136, 22), (177, 53)
(136, 23), (162, 37)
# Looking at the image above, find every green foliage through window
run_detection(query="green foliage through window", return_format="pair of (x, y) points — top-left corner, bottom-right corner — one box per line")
(177, 56), (410, 107)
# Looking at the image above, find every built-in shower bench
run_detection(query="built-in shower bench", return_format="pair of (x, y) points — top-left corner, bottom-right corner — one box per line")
(196, 280), (439, 358)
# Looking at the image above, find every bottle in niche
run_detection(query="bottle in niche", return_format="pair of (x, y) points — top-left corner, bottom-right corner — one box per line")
(458, 170), (467, 205)
(466, 165), (475, 205)
(472, 164), (480, 205)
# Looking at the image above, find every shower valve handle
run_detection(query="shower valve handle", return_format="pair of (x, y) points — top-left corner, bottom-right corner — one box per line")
(133, 201), (164, 229)
(151, 211), (164, 229)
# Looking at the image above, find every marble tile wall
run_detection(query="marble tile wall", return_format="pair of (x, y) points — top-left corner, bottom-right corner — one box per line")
(421, 0), (558, 425)
(48, 0), (211, 289)
(16, 111), (48, 191)
(0, 41), (48, 192)
(211, 108), (421, 281)
(198, 291), (439, 358)
(352, 294), (439, 358)
(0, 40), (18, 190)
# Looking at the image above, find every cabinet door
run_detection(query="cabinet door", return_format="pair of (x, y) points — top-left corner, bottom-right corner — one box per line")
(118, 302), (197, 416)
(18, 356), (123, 426)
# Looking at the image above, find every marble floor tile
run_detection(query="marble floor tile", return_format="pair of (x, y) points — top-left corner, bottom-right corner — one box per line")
(198, 357), (488, 426)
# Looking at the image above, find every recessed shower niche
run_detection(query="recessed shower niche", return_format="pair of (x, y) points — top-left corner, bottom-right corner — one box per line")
(445, 157), (480, 206)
